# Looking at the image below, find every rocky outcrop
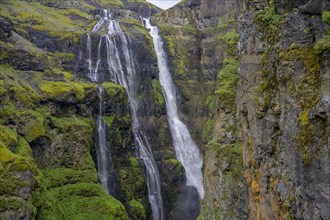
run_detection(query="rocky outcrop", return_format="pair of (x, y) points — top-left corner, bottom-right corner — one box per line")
(237, 1), (330, 219)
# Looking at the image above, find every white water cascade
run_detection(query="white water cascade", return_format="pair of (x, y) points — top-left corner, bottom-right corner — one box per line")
(87, 11), (164, 220)
(96, 86), (112, 194)
(144, 18), (204, 199)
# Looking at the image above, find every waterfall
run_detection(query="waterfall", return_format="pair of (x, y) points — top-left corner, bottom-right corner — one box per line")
(87, 10), (164, 220)
(144, 18), (204, 199)
(96, 86), (111, 194)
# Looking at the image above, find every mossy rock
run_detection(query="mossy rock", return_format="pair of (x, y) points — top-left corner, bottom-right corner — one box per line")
(322, 11), (330, 25)
(39, 80), (85, 101)
(97, 0), (124, 8)
(50, 116), (92, 132)
(102, 115), (115, 128)
(127, 199), (146, 220)
(21, 117), (45, 143)
(215, 58), (239, 110)
(0, 125), (18, 149)
(42, 168), (98, 189)
(0, 144), (17, 163)
(0, 80), (6, 96)
(118, 156), (145, 201)
(1, 0), (95, 43)
(36, 183), (129, 220)
(151, 79), (165, 106)
(102, 81), (125, 98)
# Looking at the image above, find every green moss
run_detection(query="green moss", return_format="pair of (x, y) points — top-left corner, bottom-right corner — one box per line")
(118, 156), (145, 201)
(217, 17), (236, 31)
(102, 81), (124, 98)
(232, 142), (242, 154)
(0, 80), (5, 96)
(206, 95), (217, 112)
(302, 148), (312, 165)
(159, 25), (176, 36)
(0, 196), (24, 211)
(22, 117), (46, 142)
(203, 119), (215, 142)
(215, 58), (239, 109)
(0, 145), (17, 163)
(182, 24), (197, 35)
(9, 156), (34, 172)
(97, 0), (124, 8)
(163, 35), (176, 57)
(0, 125), (18, 148)
(51, 116), (92, 131)
(55, 52), (76, 64)
(10, 80), (41, 107)
(218, 30), (239, 47)
(254, 2), (281, 43)
(279, 46), (321, 166)
(299, 110), (309, 127)
(314, 35), (330, 54)
(15, 137), (32, 157)
(102, 116), (115, 128)
(42, 168), (98, 189)
(2, 0), (93, 43)
(322, 11), (330, 25)
(127, 199), (146, 220)
(36, 183), (128, 220)
(0, 50), (8, 60)
(173, 56), (185, 75)
(39, 80), (85, 101)
(151, 79), (165, 106)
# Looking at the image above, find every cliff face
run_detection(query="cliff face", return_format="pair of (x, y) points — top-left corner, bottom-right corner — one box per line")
(154, 0), (249, 219)
(155, 0), (330, 219)
(0, 0), (162, 219)
(237, 1), (330, 219)
(1, 0), (329, 219)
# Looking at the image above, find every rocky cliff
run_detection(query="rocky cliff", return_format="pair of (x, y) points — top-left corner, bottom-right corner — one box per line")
(154, 0), (330, 219)
(0, 0), (162, 219)
(237, 1), (330, 219)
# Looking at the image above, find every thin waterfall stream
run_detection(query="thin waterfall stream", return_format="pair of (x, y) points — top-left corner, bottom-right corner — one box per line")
(144, 18), (204, 199)
(96, 86), (112, 194)
(86, 10), (164, 220)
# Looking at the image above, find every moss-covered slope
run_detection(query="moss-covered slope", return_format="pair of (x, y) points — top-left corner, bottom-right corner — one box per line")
(0, 0), (161, 219)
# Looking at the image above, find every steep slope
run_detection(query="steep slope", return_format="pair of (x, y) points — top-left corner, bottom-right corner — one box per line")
(237, 1), (330, 219)
(154, 0), (249, 219)
(153, 0), (330, 219)
(0, 0), (162, 219)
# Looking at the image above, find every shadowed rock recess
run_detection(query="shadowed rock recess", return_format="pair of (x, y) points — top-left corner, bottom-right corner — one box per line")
(0, 0), (329, 219)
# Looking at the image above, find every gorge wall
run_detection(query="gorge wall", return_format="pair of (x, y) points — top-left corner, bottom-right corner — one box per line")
(1, 0), (329, 219)
(154, 0), (330, 219)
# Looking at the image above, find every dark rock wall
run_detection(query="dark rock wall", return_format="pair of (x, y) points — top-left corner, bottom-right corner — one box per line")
(237, 1), (330, 219)
(155, 0), (249, 219)
(155, 0), (330, 219)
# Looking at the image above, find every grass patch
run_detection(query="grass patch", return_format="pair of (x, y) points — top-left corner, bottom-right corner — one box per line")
(215, 58), (239, 110)
(151, 79), (164, 106)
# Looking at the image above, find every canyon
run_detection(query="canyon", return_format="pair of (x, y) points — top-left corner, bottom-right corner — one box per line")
(0, 0), (329, 219)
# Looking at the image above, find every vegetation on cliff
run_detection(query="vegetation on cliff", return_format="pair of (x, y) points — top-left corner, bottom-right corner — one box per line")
(0, 0), (159, 218)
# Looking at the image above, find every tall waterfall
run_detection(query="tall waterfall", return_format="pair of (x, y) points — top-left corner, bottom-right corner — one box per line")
(96, 86), (112, 194)
(87, 10), (164, 220)
(144, 18), (204, 199)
